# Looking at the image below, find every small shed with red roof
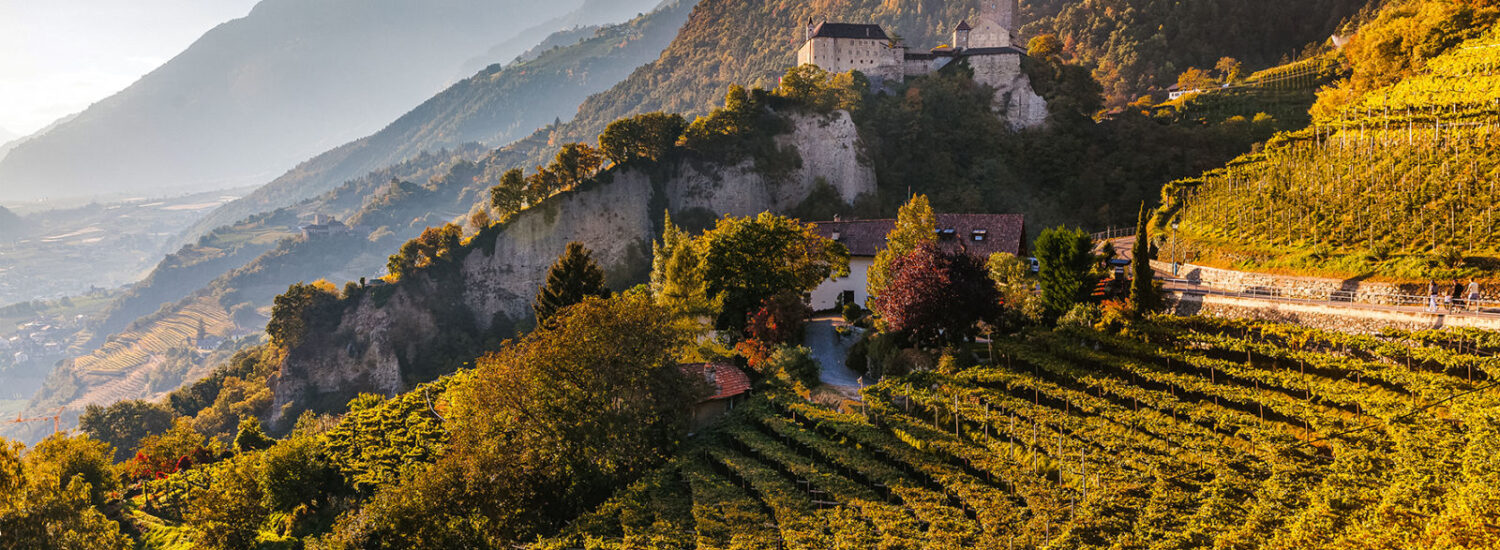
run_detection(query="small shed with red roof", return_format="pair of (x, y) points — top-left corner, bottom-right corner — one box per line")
(680, 362), (752, 432)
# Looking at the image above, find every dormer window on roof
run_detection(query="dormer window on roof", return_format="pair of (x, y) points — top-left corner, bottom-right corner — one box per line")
(972, 229), (987, 241)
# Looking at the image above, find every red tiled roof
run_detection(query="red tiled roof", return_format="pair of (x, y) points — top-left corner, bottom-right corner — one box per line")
(680, 362), (751, 402)
(812, 213), (1026, 258)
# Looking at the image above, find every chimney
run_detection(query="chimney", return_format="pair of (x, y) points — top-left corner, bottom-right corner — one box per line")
(705, 365), (718, 390)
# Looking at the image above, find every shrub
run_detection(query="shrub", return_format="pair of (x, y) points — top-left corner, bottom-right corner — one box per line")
(846, 336), (870, 376)
(1433, 245), (1466, 268)
(1098, 299), (1134, 333)
(841, 302), (863, 324)
(937, 351), (972, 375)
(886, 349), (933, 377)
(1058, 303), (1103, 329)
(767, 345), (819, 389)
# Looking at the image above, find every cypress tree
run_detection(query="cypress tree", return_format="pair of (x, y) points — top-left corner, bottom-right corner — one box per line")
(1129, 203), (1158, 315)
(534, 242), (611, 324)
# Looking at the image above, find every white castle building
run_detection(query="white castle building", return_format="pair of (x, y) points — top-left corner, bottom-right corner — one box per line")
(795, 1), (1047, 128)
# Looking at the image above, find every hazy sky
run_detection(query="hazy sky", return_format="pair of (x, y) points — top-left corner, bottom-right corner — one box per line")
(0, 0), (260, 137)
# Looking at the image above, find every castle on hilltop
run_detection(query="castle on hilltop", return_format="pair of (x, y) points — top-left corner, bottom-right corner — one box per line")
(796, 1), (1047, 128)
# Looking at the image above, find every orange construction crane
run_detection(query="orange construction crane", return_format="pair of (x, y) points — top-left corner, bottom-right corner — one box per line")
(11, 407), (65, 435)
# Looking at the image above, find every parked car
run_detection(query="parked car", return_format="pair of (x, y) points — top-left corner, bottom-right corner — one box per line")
(1026, 257), (1040, 273)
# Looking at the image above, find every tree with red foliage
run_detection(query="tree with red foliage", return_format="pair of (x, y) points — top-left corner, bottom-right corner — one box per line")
(745, 292), (812, 345)
(734, 338), (774, 370)
(737, 292), (811, 371)
(875, 241), (1001, 348)
(122, 420), (218, 485)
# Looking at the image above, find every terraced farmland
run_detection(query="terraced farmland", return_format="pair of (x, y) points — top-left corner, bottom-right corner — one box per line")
(530, 318), (1500, 549)
(1163, 27), (1500, 276)
(73, 296), (233, 374)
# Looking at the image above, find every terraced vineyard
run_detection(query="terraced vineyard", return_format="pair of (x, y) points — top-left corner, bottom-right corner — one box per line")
(73, 296), (233, 374)
(1162, 28), (1500, 276)
(531, 318), (1500, 549)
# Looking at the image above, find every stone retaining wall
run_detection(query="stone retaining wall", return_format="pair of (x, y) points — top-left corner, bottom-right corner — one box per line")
(1166, 292), (1500, 334)
(1152, 261), (1426, 305)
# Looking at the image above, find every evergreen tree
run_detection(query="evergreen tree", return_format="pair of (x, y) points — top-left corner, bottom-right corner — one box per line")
(868, 194), (937, 304)
(1128, 203), (1158, 315)
(1035, 227), (1096, 318)
(233, 417), (274, 453)
(650, 212), (717, 319)
(649, 211), (689, 295)
(533, 242), (611, 324)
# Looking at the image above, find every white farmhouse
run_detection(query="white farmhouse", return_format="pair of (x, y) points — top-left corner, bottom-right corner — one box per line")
(808, 213), (1026, 311)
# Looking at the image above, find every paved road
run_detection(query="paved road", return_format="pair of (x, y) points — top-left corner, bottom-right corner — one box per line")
(804, 315), (864, 399)
(1166, 281), (1500, 321)
(1106, 235), (1500, 322)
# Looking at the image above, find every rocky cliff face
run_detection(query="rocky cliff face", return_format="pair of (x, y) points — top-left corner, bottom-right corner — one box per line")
(267, 111), (874, 425)
(970, 54), (1048, 129)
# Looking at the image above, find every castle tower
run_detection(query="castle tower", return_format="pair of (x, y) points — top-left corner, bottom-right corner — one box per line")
(970, 0), (1017, 48)
(953, 20), (972, 50)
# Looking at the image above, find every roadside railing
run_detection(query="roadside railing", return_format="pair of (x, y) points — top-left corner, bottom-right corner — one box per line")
(1162, 278), (1500, 318)
(1090, 227), (1136, 241)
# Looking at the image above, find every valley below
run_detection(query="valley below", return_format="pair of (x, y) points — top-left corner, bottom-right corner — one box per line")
(0, 188), (260, 305)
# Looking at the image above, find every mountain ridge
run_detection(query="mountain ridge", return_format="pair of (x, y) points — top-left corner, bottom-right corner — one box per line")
(0, 0), (579, 201)
(174, 0), (689, 248)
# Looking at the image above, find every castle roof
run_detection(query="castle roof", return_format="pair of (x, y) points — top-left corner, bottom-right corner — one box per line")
(955, 20), (973, 31)
(904, 45), (1025, 61)
(812, 213), (1026, 258)
(961, 46), (1026, 56)
(810, 22), (889, 41)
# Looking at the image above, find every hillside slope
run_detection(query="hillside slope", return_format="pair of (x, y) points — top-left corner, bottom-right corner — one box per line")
(1025, 0), (1372, 105)
(453, 0), (675, 76)
(265, 109), (874, 426)
(534, 0), (1372, 153)
(532, 318), (1500, 549)
(0, 0), (576, 201)
(179, 0), (692, 242)
(1159, 5), (1500, 281)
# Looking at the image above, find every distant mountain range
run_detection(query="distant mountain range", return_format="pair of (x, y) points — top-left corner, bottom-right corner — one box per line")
(453, 0), (673, 77)
(178, 0), (687, 245)
(0, 0), (582, 202)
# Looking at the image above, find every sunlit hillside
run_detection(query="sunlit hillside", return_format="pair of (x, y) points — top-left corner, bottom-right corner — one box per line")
(1161, 19), (1500, 280)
